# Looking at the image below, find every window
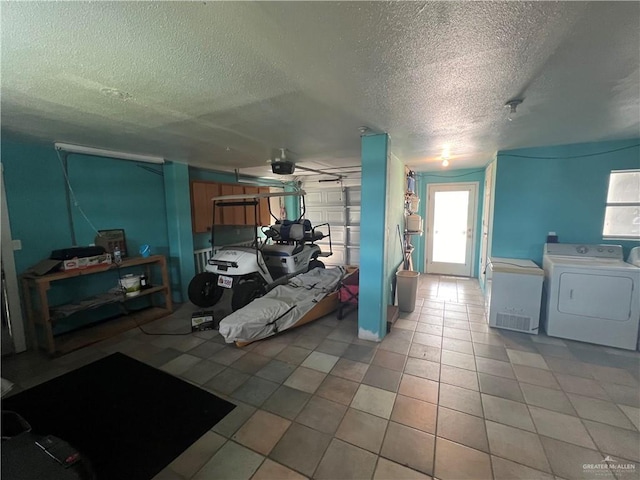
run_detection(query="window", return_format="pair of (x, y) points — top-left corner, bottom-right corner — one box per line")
(603, 170), (640, 239)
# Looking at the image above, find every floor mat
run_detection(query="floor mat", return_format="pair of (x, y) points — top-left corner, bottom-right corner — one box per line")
(2, 352), (235, 480)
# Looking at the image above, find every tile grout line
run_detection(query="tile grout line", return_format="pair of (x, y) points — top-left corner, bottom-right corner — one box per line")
(470, 307), (496, 480)
(430, 297), (444, 480)
(542, 350), (627, 472)
(371, 308), (414, 479)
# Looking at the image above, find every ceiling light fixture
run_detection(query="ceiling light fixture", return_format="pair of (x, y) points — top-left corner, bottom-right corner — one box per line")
(54, 142), (165, 164)
(441, 145), (451, 167)
(100, 87), (132, 101)
(505, 99), (523, 121)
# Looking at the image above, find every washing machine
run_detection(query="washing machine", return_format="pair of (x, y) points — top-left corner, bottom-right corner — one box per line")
(542, 243), (640, 350)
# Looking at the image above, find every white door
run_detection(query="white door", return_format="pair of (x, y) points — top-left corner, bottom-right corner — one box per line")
(0, 167), (26, 352)
(426, 183), (478, 276)
(479, 162), (494, 287)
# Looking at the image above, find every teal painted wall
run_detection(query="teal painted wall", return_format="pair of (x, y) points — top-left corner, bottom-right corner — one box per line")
(2, 141), (72, 274)
(413, 168), (485, 277)
(1, 140), (169, 275)
(284, 183), (301, 222)
(492, 138), (640, 264)
(359, 134), (389, 340)
(1, 139), (172, 332)
(189, 167), (242, 184)
(386, 154), (406, 302)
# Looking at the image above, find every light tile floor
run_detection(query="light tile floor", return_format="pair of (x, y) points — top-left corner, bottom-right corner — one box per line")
(3, 274), (640, 480)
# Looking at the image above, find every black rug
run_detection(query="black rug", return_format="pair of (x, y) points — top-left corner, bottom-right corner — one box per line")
(2, 352), (235, 480)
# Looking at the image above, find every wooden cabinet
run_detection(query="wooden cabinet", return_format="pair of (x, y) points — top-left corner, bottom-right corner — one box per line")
(191, 181), (272, 233)
(21, 255), (173, 356)
(259, 187), (272, 223)
(219, 184), (246, 226)
(244, 186), (259, 224)
(191, 182), (221, 233)
(243, 186), (272, 226)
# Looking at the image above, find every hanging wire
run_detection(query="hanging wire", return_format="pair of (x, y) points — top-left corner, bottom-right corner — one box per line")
(56, 150), (102, 236)
(499, 143), (639, 160)
(417, 144), (639, 177)
(136, 164), (164, 176)
(420, 168), (486, 178)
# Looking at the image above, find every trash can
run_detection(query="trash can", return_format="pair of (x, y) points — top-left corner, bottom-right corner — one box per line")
(396, 270), (420, 312)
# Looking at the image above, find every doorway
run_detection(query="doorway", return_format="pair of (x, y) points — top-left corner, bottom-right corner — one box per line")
(1, 167), (26, 353)
(425, 183), (478, 277)
(479, 162), (494, 287)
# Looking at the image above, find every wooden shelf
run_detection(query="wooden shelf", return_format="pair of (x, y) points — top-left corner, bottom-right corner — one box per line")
(21, 255), (173, 356)
(23, 256), (165, 283)
(49, 286), (167, 320)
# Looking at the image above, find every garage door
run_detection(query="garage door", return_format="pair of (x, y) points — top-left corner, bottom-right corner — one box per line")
(303, 186), (361, 267)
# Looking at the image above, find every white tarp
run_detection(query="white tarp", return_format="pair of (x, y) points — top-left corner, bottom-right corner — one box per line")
(218, 266), (346, 343)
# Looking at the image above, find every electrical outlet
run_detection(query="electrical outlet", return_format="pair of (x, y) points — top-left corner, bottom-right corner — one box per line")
(12, 239), (22, 251)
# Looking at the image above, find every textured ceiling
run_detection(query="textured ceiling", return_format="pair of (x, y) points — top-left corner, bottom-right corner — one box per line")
(1, 1), (638, 178)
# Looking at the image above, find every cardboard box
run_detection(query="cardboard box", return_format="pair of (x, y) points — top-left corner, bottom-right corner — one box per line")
(95, 229), (127, 257)
(61, 253), (112, 271)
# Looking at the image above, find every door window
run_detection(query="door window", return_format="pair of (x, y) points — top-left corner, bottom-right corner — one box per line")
(426, 183), (478, 277)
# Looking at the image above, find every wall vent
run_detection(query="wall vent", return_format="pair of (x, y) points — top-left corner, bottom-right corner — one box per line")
(496, 313), (531, 332)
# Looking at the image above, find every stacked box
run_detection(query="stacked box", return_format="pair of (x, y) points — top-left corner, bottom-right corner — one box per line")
(61, 254), (112, 271)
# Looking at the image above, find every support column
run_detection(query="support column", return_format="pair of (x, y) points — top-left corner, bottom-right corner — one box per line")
(163, 162), (195, 303)
(284, 183), (301, 220)
(358, 134), (389, 341)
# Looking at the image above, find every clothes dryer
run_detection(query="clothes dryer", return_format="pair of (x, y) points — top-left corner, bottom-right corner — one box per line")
(542, 243), (640, 350)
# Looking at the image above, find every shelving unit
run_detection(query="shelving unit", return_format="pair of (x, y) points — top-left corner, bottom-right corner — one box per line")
(21, 255), (173, 356)
(402, 187), (423, 271)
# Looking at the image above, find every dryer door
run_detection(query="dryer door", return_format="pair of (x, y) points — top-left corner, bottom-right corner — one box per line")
(558, 272), (632, 321)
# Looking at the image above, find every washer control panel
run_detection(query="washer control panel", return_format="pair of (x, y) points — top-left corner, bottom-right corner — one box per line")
(544, 243), (623, 259)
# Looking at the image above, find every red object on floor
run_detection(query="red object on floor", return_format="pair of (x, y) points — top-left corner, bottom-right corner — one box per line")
(338, 269), (359, 319)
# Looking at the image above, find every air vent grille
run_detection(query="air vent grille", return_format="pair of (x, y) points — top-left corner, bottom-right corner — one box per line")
(496, 313), (531, 332)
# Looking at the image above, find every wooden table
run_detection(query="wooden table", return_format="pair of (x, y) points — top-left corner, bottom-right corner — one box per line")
(21, 255), (173, 356)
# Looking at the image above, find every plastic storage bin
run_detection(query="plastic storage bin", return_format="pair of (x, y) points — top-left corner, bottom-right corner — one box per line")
(396, 270), (419, 312)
